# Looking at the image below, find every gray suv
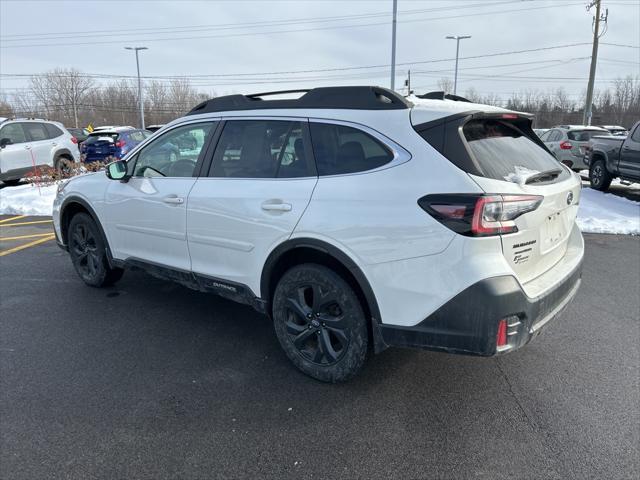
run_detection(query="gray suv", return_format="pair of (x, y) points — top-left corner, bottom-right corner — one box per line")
(539, 125), (609, 171)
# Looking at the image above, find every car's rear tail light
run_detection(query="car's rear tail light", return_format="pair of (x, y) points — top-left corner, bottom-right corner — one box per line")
(70, 136), (78, 144)
(496, 319), (508, 347)
(115, 139), (126, 148)
(418, 194), (543, 237)
(560, 141), (573, 150)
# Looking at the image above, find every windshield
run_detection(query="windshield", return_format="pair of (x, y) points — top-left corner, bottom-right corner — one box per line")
(463, 119), (569, 183)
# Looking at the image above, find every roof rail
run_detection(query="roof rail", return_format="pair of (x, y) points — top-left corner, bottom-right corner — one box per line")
(186, 86), (412, 115)
(416, 91), (471, 103)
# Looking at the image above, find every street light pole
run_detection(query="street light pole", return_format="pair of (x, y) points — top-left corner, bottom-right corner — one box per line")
(445, 35), (471, 95)
(125, 46), (148, 129)
(390, 0), (398, 91)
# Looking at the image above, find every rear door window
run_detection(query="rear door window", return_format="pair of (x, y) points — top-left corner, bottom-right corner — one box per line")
(210, 120), (313, 178)
(462, 119), (569, 182)
(23, 123), (49, 142)
(309, 123), (393, 175)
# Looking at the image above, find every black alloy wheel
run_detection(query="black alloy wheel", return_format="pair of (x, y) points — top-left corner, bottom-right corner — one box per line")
(284, 283), (349, 365)
(272, 263), (368, 382)
(68, 213), (124, 287)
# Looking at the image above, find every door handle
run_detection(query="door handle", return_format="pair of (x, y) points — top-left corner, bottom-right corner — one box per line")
(622, 146), (630, 150)
(162, 195), (184, 205)
(51, 142), (57, 146)
(24, 145), (31, 150)
(261, 201), (292, 212)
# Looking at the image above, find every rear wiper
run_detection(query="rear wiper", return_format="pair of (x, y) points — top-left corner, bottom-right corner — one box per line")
(525, 168), (562, 184)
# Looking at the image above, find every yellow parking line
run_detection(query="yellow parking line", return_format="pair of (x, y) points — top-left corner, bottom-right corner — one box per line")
(0, 219), (53, 227)
(0, 234), (55, 257)
(0, 232), (56, 241)
(0, 215), (26, 224)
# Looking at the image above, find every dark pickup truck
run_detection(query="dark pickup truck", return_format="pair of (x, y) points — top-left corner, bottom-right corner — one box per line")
(585, 120), (640, 191)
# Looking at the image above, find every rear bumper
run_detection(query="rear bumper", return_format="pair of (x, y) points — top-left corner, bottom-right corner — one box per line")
(379, 255), (583, 356)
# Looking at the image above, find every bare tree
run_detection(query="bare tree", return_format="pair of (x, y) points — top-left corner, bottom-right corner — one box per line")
(29, 69), (94, 126)
(437, 77), (454, 93)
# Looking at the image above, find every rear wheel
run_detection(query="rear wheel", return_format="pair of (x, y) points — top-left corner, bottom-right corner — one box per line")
(589, 159), (612, 191)
(272, 264), (368, 382)
(68, 213), (124, 287)
(54, 155), (74, 177)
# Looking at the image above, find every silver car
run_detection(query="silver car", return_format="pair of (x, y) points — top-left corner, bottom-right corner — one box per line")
(539, 125), (609, 171)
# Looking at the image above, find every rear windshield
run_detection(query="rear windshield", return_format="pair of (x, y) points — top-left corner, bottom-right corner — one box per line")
(85, 133), (118, 144)
(567, 130), (607, 141)
(463, 119), (567, 182)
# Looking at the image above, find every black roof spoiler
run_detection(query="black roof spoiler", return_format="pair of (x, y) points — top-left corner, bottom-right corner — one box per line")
(416, 91), (471, 103)
(186, 86), (412, 115)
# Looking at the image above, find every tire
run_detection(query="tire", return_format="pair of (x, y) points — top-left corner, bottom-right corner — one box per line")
(589, 159), (612, 191)
(272, 263), (368, 383)
(54, 155), (74, 177)
(68, 212), (124, 287)
(2, 179), (21, 186)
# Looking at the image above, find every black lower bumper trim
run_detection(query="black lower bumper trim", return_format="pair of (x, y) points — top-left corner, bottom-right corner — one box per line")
(380, 258), (583, 356)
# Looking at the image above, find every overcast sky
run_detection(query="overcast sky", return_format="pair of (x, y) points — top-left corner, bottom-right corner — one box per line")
(1, 0), (639, 102)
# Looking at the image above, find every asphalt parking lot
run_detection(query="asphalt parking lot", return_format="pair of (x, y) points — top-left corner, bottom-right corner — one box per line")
(0, 217), (639, 479)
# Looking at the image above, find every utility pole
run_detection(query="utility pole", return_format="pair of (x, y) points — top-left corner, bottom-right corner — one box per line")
(390, 0), (398, 91)
(446, 35), (471, 95)
(72, 82), (78, 128)
(125, 46), (148, 129)
(583, 0), (607, 125)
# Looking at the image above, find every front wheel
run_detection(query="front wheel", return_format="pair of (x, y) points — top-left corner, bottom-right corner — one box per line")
(68, 213), (124, 287)
(272, 264), (369, 383)
(589, 159), (612, 191)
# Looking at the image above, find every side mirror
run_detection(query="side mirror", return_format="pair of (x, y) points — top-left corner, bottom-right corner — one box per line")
(0, 138), (12, 149)
(106, 160), (128, 181)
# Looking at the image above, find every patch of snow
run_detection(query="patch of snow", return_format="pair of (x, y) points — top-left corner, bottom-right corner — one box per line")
(577, 188), (640, 235)
(503, 166), (541, 186)
(0, 183), (57, 216)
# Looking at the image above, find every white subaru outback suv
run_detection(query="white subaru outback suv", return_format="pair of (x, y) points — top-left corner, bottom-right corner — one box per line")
(53, 87), (584, 382)
(0, 118), (80, 185)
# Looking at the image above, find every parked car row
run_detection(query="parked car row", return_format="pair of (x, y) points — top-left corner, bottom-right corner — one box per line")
(0, 119), (166, 184)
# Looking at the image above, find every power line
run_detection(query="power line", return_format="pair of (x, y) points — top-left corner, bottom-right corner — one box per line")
(0, 1), (519, 41)
(0, 2), (584, 49)
(0, 42), (598, 80)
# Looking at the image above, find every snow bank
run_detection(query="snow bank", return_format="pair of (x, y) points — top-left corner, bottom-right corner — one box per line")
(577, 188), (640, 235)
(0, 183), (57, 216)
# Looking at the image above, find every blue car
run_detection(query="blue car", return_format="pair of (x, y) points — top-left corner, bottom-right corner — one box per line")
(81, 128), (151, 163)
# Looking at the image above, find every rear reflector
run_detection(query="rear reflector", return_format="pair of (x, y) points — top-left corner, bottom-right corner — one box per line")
(418, 194), (543, 237)
(496, 319), (508, 347)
